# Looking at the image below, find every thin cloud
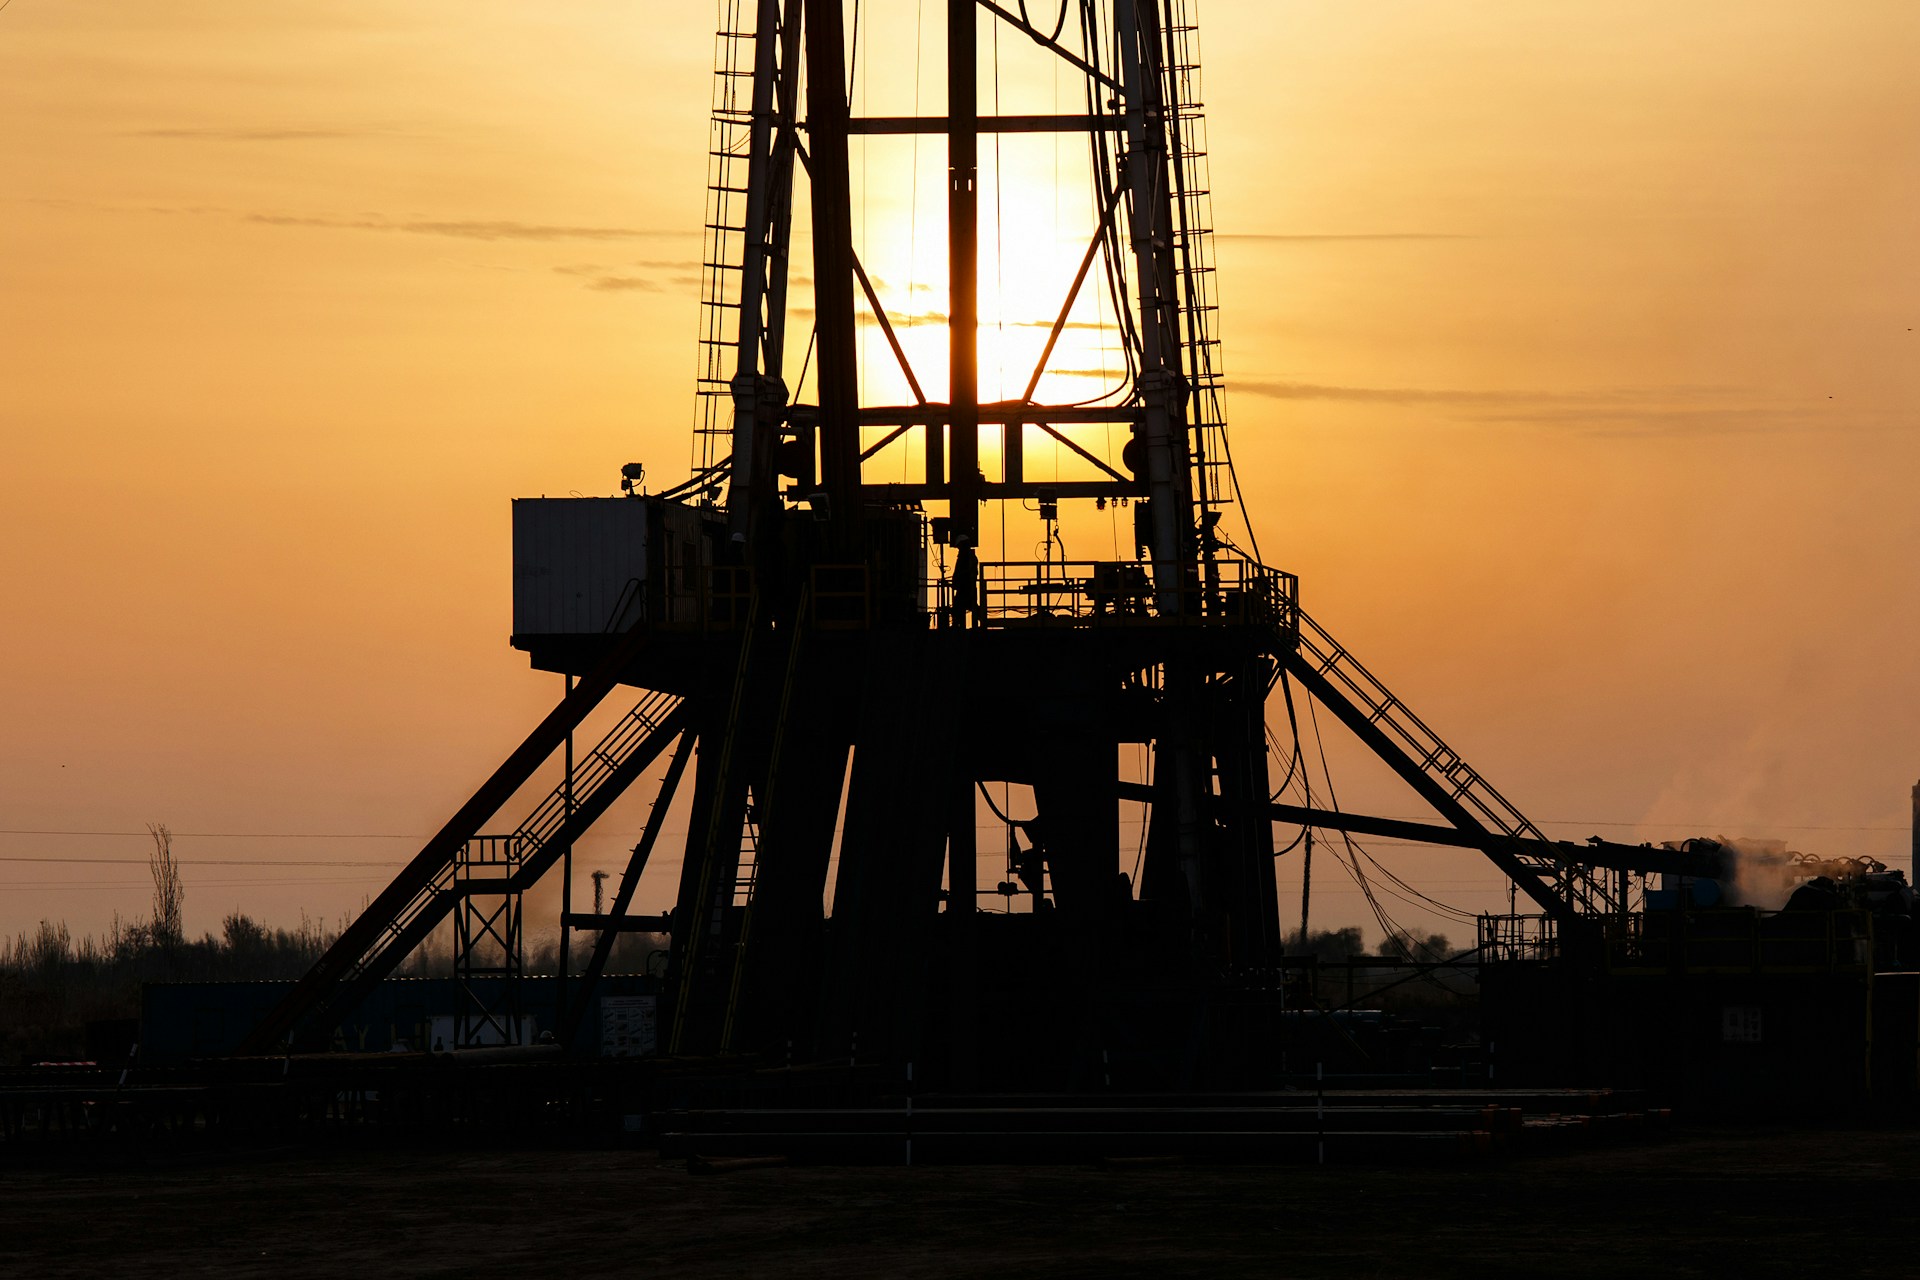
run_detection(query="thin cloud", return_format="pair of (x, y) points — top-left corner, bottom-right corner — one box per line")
(244, 213), (692, 242)
(554, 260), (701, 292)
(1005, 318), (1118, 332)
(618, 259), (703, 273)
(1216, 232), (1475, 243)
(1467, 405), (1835, 436)
(1234, 379), (1561, 404)
(583, 276), (665, 292)
(131, 128), (378, 142)
(1236, 379), (1756, 409)
(1234, 378), (1826, 436)
(790, 305), (948, 326)
(860, 309), (949, 326)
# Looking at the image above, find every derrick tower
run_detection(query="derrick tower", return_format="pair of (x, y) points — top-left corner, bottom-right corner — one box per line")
(244, 1), (1657, 1084)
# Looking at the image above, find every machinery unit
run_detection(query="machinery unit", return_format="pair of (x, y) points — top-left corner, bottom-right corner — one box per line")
(511, 496), (716, 637)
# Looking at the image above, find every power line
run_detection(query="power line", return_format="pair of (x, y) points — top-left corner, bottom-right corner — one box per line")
(0, 829), (419, 840)
(1528, 819), (1909, 833)
(0, 855), (398, 867)
(4, 815), (1908, 841)
(2, 877), (382, 891)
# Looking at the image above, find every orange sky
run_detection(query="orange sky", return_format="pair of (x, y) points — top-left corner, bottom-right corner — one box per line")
(2, 1), (1916, 945)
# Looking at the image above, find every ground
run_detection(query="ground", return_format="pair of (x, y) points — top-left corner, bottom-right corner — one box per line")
(1, 1128), (1910, 1277)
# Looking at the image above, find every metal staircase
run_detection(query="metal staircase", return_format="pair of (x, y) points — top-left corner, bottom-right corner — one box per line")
(1282, 608), (1618, 920)
(242, 686), (688, 1051)
(336, 691), (684, 999)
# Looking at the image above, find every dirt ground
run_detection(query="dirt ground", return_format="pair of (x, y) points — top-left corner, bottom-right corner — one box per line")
(1, 1127), (1913, 1278)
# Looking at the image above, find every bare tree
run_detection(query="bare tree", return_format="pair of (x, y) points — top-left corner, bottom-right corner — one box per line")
(147, 823), (184, 948)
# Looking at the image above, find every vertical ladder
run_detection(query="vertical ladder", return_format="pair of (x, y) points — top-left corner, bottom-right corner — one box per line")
(668, 595), (763, 1052)
(694, 0), (759, 474)
(733, 804), (762, 908)
(719, 594), (810, 1051)
(1161, 0), (1233, 514)
(718, 802), (762, 1054)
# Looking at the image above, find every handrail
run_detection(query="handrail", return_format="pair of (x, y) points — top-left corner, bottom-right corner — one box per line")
(1294, 606), (1615, 917)
(603, 577), (644, 633)
(584, 557), (1299, 633)
(970, 555), (1297, 629)
(287, 691), (685, 1024)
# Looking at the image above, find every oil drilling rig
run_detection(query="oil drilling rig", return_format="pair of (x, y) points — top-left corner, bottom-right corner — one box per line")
(238, 0), (1808, 1091)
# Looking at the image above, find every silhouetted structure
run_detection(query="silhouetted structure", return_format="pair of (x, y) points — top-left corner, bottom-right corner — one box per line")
(232, 3), (1914, 1108)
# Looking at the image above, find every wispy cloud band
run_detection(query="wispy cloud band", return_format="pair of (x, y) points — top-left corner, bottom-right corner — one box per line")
(1231, 378), (1837, 436)
(1215, 232), (1475, 243)
(244, 213), (692, 242)
(132, 128), (377, 142)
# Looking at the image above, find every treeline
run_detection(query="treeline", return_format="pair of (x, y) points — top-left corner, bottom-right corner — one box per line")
(0, 826), (1462, 1063)
(1284, 925), (1458, 964)
(1283, 925), (1476, 1024)
(0, 824), (358, 1062)
(0, 911), (337, 1065)
(0, 912), (669, 1066)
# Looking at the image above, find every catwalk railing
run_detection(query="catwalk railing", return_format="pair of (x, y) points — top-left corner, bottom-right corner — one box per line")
(973, 556), (1297, 630)
(1481, 908), (1875, 974)
(627, 557), (1297, 634)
